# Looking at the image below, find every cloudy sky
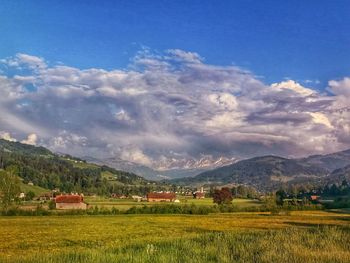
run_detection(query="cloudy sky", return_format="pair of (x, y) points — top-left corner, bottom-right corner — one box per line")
(0, 1), (350, 168)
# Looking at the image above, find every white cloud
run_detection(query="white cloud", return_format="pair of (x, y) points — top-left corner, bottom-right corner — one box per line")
(0, 131), (17, 142)
(16, 53), (47, 69)
(21, 133), (37, 145)
(0, 50), (350, 166)
(115, 109), (132, 122)
(328, 77), (350, 96)
(166, 49), (203, 64)
(120, 147), (153, 166)
(309, 112), (333, 128)
(270, 80), (315, 96)
(2, 53), (47, 70)
(207, 93), (238, 111)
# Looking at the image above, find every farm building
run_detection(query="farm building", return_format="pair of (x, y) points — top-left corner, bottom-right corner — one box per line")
(55, 194), (87, 210)
(193, 192), (205, 199)
(147, 192), (176, 202)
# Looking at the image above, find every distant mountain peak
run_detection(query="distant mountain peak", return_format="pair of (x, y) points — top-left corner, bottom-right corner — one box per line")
(153, 156), (237, 171)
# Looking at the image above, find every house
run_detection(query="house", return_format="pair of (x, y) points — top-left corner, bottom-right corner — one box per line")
(55, 194), (87, 210)
(52, 188), (60, 193)
(310, 195), (320, 201)
(131, 195), (143, 202)
(111, 193), (127, 199)
(147, 192), (176, 202)
(37, 193), (53, 201)
(193, 187), (205, 199)
(193, 192), (205, 199)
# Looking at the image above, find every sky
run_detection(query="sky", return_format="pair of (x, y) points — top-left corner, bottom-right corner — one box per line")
(0, 1), (350, 169)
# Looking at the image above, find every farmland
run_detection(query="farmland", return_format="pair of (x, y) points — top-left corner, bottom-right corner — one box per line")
(83, 197), (261, 211)
(1, 211), (349, 263)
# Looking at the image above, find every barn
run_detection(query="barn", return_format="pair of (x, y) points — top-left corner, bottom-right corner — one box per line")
(55, 195), (87, 210)
(147, 192), (176, 202)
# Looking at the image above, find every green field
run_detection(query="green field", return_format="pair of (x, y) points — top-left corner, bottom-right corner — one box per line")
(1, 211), (349, 263)
(19, 183), (49, 196)
(84, 197), (262, 211)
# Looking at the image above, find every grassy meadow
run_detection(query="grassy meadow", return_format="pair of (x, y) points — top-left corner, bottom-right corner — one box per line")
(1, 211), (349, 263)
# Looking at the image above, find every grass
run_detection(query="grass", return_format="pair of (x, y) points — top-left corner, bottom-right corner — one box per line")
(0, 211), (349, 262)
(19, 181), (49, 196)
(63, 158), (99, 169)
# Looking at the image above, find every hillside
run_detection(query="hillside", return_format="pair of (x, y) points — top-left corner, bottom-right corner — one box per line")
(0, 139), (151, 194)
(329, 165), (350, 182)
(84, 156), (166, 181)
(174, 155), (331, 190)
(301, 149), (350, 171)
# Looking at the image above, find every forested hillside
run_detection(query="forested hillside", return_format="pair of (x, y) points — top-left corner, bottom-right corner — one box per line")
(0, 139), (154, 195)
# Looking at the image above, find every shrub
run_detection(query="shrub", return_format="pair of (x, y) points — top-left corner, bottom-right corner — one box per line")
(48, 200), (56, 210)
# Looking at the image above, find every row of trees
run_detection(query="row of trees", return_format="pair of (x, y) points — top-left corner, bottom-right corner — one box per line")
(275, 180), (350, 201)
(210, 185), (260, 205)
(0, 169), (21, 212)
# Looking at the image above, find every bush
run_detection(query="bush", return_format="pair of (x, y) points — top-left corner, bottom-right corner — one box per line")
(48, 200), (56, 210)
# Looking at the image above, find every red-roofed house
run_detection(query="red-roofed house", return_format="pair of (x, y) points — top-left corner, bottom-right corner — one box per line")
(55, 195), (87, 210)
(310, 195), (320, 201)
(147, 192), (176, 202)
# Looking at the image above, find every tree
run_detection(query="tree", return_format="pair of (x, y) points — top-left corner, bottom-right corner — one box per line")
(213, 187), (233, 205)
(48, 200), (56, 210)
(0, 169), (21, 212)
(263, 193), (280, 214)
(25, 191), (35, 201)
(275, 189), (287, 205)
(330, 184), (340, 196)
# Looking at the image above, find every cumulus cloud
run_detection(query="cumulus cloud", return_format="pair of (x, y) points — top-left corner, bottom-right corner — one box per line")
(166, 49), (203, 64)
(21, 133), (38, 145)
(0, 131), (17, 142)
(120, 147), (153, 166)
(270, 80), (315, 96)
(328, 77), (350, 96)
(1, 53), (46, 70)
(0, 50), (349, 166)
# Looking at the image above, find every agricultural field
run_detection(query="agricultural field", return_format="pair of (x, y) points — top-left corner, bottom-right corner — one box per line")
(84, 197), (262, 211)
(1, 211), (349, 263)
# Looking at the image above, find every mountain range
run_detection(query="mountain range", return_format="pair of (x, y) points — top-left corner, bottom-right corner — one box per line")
(173, 149), (350, 190)
(84, 156), (237, 181)
(2, 137), (350, 192)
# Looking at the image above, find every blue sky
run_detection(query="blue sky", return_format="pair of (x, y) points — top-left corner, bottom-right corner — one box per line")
(1, 0), (349, 87)
(1, 1), (350, 168)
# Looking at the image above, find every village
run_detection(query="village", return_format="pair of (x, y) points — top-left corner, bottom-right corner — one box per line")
(14, 183), (335, 212)
(27, 187), (207, 210)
